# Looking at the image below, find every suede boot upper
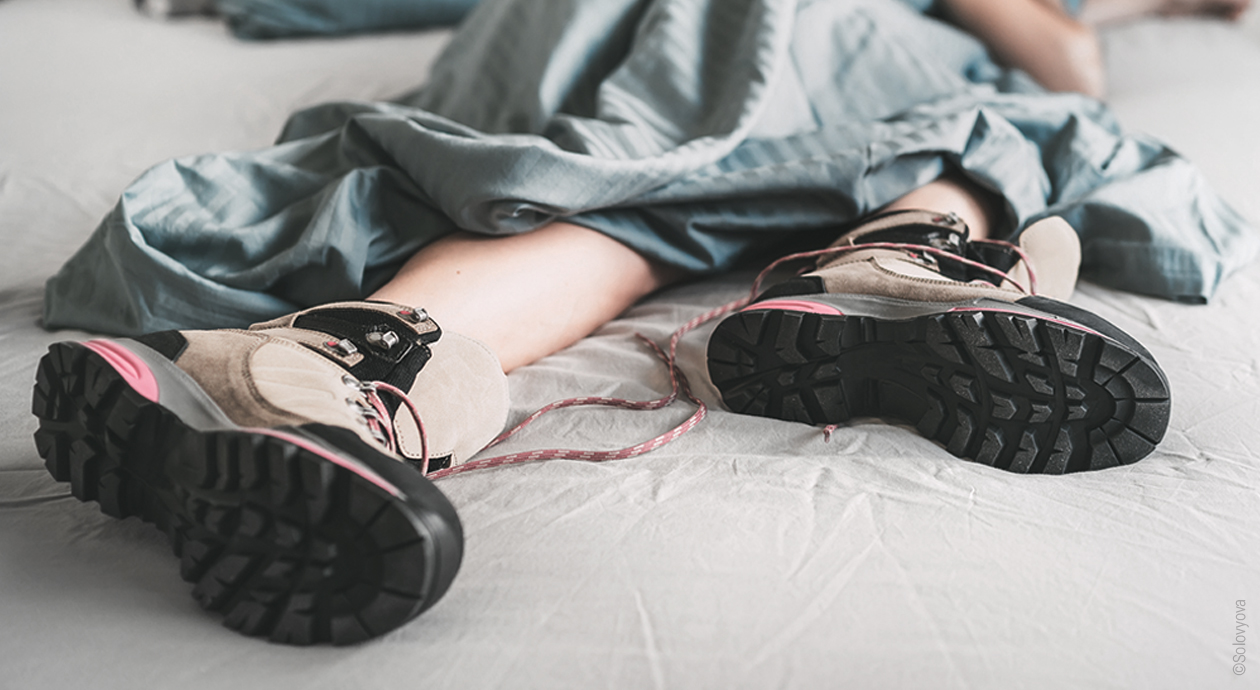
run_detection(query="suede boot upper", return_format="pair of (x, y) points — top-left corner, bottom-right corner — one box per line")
(139, 300), (510, 471)
(799, 210), (1082, 304)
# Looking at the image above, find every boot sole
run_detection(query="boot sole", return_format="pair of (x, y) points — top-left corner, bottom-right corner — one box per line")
(31, 340), (462, 645)
(707, 296), (1171, 474)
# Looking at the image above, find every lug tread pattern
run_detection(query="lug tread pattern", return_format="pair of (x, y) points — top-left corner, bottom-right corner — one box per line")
(707, 306), (1171, 474)
(30, 342), (437, 645)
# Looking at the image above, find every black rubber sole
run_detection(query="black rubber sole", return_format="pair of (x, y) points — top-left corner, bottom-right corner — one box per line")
(707, 304), (1171, 474)
(31, 341), (462, 645)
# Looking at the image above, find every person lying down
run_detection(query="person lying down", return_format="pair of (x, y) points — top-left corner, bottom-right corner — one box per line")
(34, 0), (1257, 645)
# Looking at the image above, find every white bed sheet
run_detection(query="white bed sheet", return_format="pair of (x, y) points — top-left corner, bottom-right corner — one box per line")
(2, 2), (1259, 688)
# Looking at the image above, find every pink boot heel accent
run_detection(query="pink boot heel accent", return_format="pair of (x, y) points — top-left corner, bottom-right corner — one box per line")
(743, 299), (844, 316)
(85, 340), (160, 402)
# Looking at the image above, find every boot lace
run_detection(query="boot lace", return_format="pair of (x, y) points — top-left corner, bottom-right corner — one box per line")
(344, 375), (431, 472)
(757, 239), (1037, 297)
(340, 330), (712, 481)
(352, 234), (1036, 480)
(424, 331), (711, 480)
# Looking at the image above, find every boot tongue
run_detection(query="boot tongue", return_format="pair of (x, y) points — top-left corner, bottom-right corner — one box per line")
(824, 215), (971, 282)
(830, 211), (1021, 288)
(289, 305), (441, 393)
(855, 223), (968, 256)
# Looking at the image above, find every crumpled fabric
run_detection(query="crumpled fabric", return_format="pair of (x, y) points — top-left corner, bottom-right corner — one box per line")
(44, 0), (1257, 335)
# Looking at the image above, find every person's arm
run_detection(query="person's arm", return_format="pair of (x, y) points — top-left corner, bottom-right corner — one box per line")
(940, 0), (1107, 99)
(1079, 0), (1252, 25)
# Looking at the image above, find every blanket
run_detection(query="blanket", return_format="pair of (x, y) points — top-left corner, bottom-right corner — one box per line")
(45, 0), (1257, 335)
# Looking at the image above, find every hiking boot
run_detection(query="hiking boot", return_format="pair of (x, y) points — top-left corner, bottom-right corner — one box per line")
(31, 300), (509, 644)
(246, 301), (510, 472)
(706, 210), (1171, 474)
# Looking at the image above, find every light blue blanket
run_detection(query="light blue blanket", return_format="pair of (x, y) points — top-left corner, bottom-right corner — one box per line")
(45, 0), (1256, 335)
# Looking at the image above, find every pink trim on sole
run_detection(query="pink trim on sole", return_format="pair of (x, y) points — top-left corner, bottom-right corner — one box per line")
(946, 307), (1104, 338)
(248, 428), (403, 499)
(85, 340), (160, 402)
(743, 299), (845, 316)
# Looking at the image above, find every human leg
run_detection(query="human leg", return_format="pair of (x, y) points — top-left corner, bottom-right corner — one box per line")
(881, 174), (1002, 241)
(706, 176), (1170, 474)
(30, 299), (512, 644)
(30, 217), (687, 644)
(371, 221), (684, 372)
(882, 174), (1080, 299)
(1079, 0), (1251, 24)
(939, 0), (1107, 98)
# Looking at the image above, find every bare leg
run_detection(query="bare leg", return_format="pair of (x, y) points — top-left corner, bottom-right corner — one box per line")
(883, 174), (1002, 240)
(372, 177), (999, 371)
(883, 173), (1080, 298)
(940, 0), (1106, 98)
(1080, 0), (1251, 24)
(371, 222), (680, 372)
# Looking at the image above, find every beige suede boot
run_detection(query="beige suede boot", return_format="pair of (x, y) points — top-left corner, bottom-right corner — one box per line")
(707, 209), (1170, 474)
(246, 301), (510, 470)
(31, 300), (508, 645)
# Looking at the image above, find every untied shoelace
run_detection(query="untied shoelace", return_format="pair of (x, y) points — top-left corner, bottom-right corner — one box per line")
(382, 236), (1034, 480)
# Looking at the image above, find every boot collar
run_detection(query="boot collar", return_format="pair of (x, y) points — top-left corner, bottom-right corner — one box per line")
(249, 301), (441, 393)
(825, 209), (1025, 289)
(835, 209), (970, 253)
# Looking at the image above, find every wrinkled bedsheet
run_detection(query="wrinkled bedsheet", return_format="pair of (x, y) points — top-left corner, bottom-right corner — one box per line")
(2, 1), (1259, 688)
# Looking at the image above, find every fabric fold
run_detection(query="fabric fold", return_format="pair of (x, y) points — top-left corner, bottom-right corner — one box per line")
(44, 0), (1257, 335)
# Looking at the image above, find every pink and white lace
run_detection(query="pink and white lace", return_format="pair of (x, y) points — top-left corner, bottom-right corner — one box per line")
(391, 235), (1034, 481)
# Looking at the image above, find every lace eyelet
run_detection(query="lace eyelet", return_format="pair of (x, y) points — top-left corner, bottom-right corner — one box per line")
(398, 307), (428, 324)
(366, 329), (400, 351)
(326, 338), (358, 356)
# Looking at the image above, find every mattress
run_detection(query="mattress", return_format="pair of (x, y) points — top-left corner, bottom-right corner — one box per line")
(2, 1), (1258, 688)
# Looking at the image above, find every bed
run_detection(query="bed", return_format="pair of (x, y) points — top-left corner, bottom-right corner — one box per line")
(2, 1), (1258, 687)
